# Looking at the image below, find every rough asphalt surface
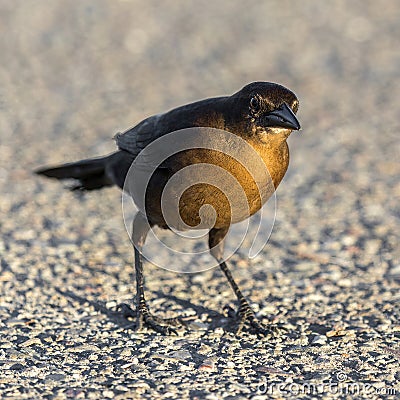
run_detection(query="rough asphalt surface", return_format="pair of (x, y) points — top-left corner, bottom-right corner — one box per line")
(0, 1), (399, 399)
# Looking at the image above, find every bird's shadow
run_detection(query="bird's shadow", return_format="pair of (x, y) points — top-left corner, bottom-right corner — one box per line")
(54, 287), (132, 327)
(54, 287), (228, 333)
(157, 292), (229, 330)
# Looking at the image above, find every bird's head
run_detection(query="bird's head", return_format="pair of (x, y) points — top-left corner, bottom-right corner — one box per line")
(227, 82), (300, 143)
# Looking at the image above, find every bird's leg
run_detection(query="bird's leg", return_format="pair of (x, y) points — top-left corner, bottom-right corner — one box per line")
(209, 228), (280, 336)
(117, 213), (187, 334)
(218, 261), (279, 336)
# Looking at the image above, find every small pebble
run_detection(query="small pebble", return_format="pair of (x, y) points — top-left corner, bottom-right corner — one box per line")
(198, 358), (216, 371)
(312, 335), (328, 345)
(19, 338), (42, 347)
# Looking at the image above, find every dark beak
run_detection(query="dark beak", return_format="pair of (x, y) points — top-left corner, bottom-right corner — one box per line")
(263, 102), (301, 131)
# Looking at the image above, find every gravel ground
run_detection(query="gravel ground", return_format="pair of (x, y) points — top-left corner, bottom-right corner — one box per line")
(1, 1), (399, 399)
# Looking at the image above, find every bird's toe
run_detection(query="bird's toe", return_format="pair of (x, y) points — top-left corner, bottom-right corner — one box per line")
(225, 301), (284, 337)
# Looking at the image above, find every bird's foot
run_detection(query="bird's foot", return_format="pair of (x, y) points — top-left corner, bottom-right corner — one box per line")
(116, 303), (192, 335)
(225, 301), (282, 337)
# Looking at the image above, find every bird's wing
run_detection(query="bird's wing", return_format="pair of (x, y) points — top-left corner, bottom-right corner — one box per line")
(114, 97), (227, 159)
(114, 97), (227, 171)
(113, 114), (164, 159)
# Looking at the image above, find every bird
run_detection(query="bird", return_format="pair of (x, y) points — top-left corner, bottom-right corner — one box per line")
(36, 82), (301, 336)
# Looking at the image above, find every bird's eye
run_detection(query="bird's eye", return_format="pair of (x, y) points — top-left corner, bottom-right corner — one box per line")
(250, 96), (260, 112)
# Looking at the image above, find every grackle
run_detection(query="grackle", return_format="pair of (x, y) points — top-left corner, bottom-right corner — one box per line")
(36, 82), (301, 335)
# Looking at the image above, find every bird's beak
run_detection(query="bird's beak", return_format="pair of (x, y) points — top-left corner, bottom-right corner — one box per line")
(263, 102), (301, 131)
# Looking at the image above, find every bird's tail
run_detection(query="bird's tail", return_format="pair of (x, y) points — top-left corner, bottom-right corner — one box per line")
(35, 154), (115, 191)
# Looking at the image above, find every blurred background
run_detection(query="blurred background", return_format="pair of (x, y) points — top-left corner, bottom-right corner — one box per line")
(0, 1), (399, 397)
(2, 0), (398, 153)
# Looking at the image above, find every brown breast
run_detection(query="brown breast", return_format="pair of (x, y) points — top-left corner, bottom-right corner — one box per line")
(155, 139), (290, 230)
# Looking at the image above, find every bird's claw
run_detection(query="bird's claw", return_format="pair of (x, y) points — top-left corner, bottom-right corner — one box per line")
(115, 303), (191, 335)
(224, 303), (283, 337)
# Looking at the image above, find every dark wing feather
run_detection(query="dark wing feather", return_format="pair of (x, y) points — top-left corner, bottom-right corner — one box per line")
(114, 114), (164, 158)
